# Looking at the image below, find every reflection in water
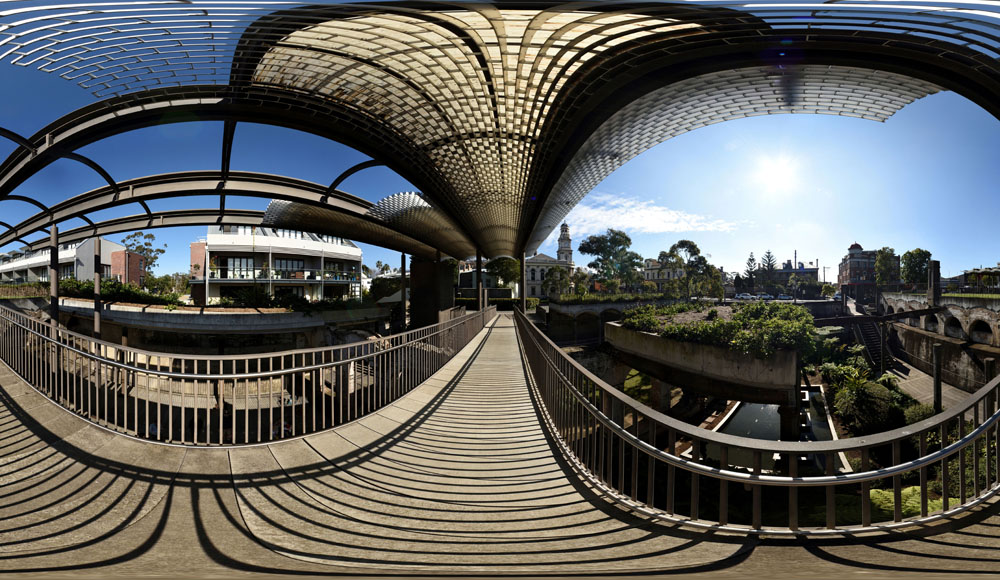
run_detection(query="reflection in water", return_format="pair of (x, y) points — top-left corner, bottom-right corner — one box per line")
(712, 390), (845, 472)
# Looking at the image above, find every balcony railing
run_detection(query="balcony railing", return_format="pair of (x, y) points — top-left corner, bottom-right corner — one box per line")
(207, 269), (359, 282)
(0, 303), (496, 446)
(513, 308), (1000, 535)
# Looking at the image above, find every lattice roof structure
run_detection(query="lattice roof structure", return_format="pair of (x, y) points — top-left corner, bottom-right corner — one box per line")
(2, 1), (1000, 259)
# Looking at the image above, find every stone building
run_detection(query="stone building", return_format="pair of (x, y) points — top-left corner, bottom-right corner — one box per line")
(838, 242), (899, 301)
(525, 223), (574, 298)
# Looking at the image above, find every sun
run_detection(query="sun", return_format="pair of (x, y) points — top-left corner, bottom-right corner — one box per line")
(751, 154), (800, 198)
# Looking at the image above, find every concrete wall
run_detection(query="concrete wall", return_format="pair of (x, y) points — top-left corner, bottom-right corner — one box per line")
(604, 322), (799, 399)
(884, 293), (999, 347)
(889, 322), (1000, 392)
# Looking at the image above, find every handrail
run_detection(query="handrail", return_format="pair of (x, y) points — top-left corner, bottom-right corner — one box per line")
(0, 301), (497, 446)
(514, 308), (1000, 533)
(0, 305), (486, 380)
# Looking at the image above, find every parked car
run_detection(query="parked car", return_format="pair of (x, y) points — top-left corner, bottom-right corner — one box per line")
(757, 293), (774, 300)
(777, 294), (793, 300)
(832, 292), (842, 301)
(735, 293), (755, 300)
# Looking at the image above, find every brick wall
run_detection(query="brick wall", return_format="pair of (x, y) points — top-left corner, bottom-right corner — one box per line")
(110, 250), (146, 286)
(190, 242), (206, 279)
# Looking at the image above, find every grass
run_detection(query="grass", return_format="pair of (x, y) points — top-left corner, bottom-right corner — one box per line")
(942, 293), (1000, 299)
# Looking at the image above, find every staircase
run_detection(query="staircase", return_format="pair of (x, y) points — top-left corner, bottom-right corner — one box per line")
(855, 320), (885, 373)
(848, 297), (887, 374)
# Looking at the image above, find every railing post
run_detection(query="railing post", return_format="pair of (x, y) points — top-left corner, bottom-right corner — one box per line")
(476, 249), (483, 312)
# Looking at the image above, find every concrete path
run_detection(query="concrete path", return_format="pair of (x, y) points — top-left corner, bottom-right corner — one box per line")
(890, 359), (972, 411)
(2, 314), (1000, 578)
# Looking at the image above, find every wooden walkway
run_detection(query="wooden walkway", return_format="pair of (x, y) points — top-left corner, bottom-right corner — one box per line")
(2, 314), (1000, 578)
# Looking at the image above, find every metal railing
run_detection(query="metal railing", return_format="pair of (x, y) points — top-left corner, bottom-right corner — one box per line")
(208, 269), (359, 281)
(513, 309), (1000, 535)
(0, 303), (496, 446)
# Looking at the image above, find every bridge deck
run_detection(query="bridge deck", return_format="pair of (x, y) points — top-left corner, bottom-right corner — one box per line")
(2, 314), (1000, 577)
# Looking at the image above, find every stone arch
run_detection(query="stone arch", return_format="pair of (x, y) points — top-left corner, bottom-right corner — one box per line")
(924, 315), (939, 333)
(970, 320), (994, 346)
(944, 317), (965, 340)
(886, 306), (895, 315)
(575, 311), (602, 344)
(906, 307), (919, 327)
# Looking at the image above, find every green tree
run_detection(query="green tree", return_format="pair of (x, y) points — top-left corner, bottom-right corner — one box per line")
(541, 266), (571, 296)
(121, 231), (166, 282)
(760, 249), (777, 290)
(668, 239), (702, 298)
(570, 268), (590, 295)
(578, 229), (643, 286)
(874, 246), (898, 285)
(900, 248), (932, 285)
(821, 283), (836, 298)
(744, 252), (757, 291)
(486, 257), (521, 286)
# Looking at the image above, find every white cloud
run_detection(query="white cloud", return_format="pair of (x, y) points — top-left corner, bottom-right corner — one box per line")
(543, 192), (739, 246)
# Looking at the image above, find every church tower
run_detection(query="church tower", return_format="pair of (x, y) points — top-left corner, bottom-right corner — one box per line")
(557, 223), (573, 265)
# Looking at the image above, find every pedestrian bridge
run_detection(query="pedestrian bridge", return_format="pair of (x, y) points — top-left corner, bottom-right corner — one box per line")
(3, 309), (1000, 576)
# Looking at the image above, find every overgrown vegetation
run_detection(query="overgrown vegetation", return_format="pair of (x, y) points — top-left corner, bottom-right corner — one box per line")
(551, 292), (670, 305)
(622, 301), (816, 360)
(59, 278), (182, 306)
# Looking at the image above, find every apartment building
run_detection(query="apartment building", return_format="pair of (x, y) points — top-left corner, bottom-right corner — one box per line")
(189, 226), (362, 305)
(0, 238), (143, 285)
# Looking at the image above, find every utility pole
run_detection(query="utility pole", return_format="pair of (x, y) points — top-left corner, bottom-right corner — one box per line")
(822, 266), (830, 283)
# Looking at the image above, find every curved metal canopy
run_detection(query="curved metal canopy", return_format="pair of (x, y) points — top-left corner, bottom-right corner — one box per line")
(2, 1), (1000, 259)
(0, 171), (469, 260)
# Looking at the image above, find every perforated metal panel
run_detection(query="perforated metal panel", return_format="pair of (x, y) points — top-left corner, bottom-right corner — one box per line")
(2, 1), (1000, 259)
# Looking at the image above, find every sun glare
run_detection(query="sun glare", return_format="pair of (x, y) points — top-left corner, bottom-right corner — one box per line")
(751, 154), (800, 197)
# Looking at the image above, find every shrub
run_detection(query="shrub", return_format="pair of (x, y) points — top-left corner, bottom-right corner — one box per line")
(835, 380), (893, 435)
(706, 308), (718, 320)
(904, 403), (936, 425)
(875, 372), (900, 390)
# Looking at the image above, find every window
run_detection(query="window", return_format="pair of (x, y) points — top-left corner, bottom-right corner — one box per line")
(540, 269), (546, 281)
(273, 229), (302, 239)
(531, 286), (536, 296)
(530, 269), (535, 281)
(60, 264), (74, 279)
(227, 257), (254, 279)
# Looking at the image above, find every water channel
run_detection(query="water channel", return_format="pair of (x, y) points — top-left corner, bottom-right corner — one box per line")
(714, 388), (845, 472)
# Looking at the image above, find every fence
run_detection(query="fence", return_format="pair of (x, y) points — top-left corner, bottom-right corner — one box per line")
(0, 302), (496, 446)
(514, 308), (1000, 534)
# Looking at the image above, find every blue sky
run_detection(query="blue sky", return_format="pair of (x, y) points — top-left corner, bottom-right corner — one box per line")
(1, 60), (998, 281)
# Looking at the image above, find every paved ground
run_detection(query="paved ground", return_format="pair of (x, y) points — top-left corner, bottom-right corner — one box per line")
(890, 359), (972, 411)
(2, 314), (1000, 579)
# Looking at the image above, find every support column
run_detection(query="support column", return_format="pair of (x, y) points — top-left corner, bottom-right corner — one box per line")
(400, 252), (407, 330)
(650, 377), (672, 413)
(778, 404), (801, 442)
(933, 343), (943, 413)
(49, 225), (59, 330)
(928, 260), (941, 307)
(205, 248), (211, 305)
(520, 253), (527, 312)
(93, 237), (102, 339)
(476, 249), (483, 312)
(435, 250), (442, 317)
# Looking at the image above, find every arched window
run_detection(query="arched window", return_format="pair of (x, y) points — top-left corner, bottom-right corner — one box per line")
(540, 269), (546, 281)
(530, 269), (536, 281)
